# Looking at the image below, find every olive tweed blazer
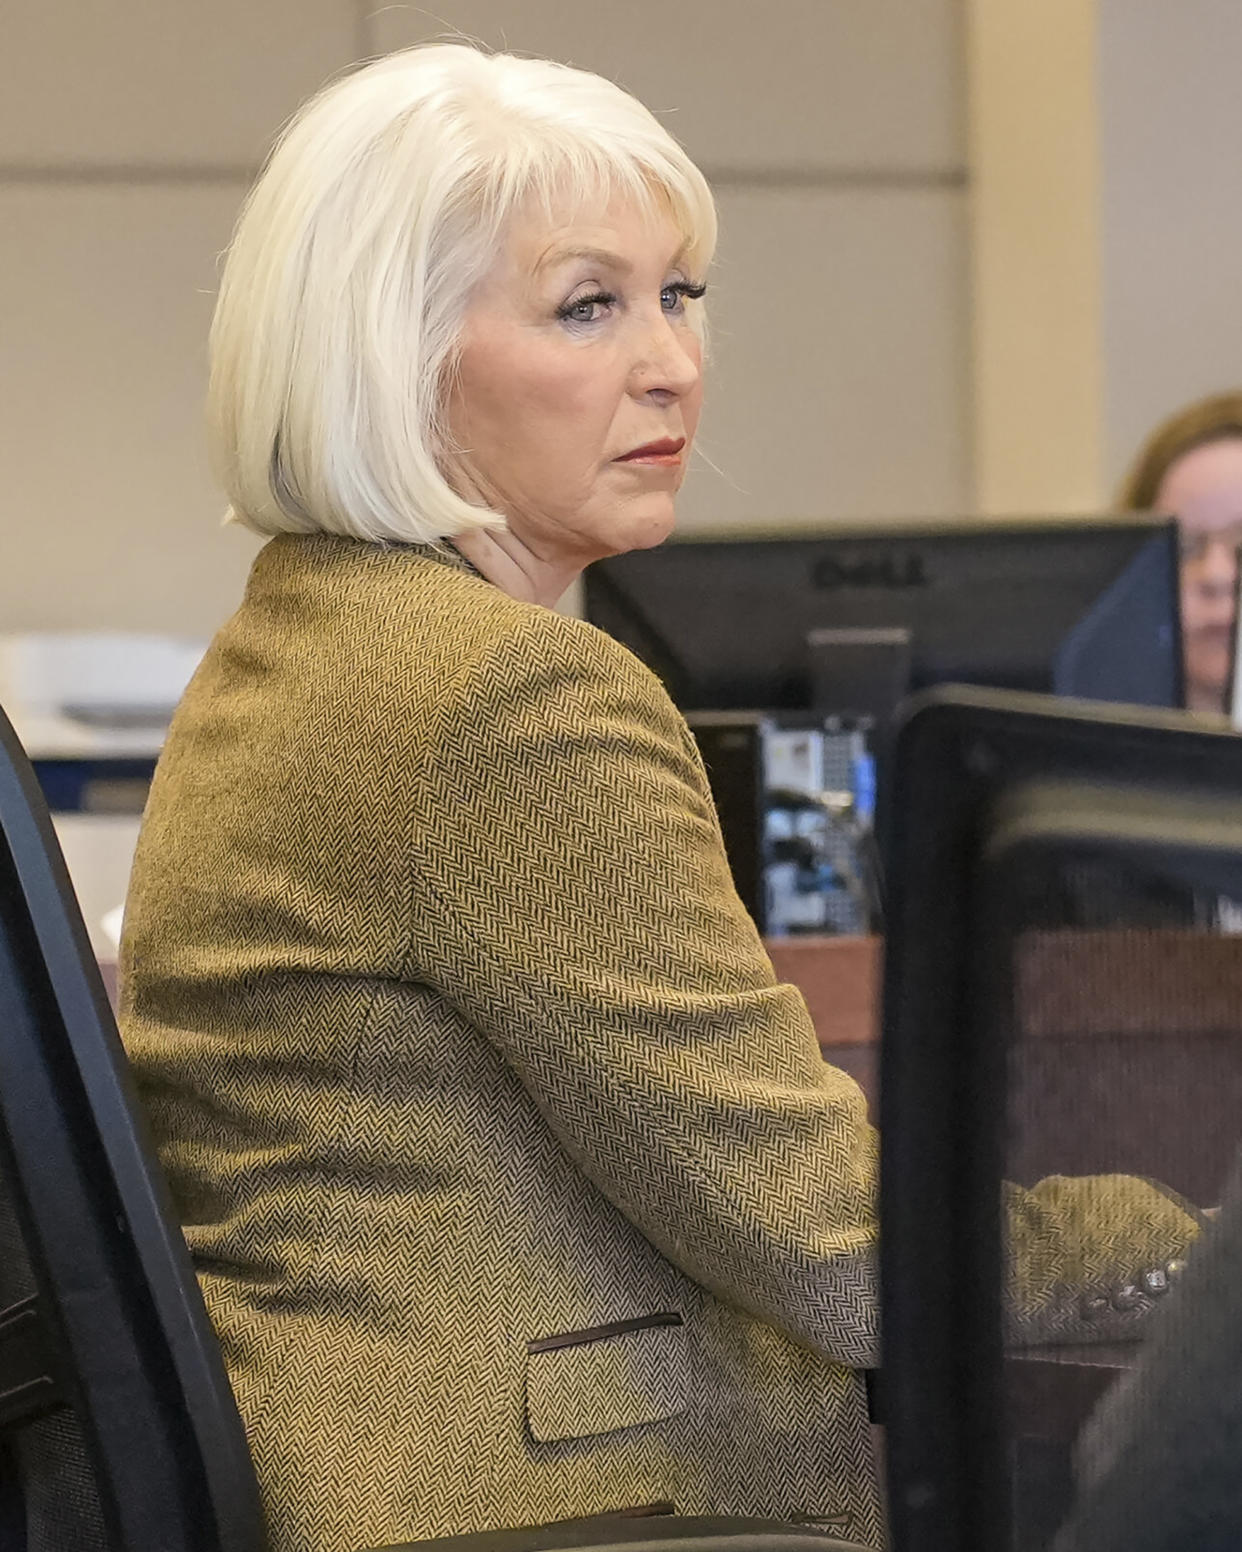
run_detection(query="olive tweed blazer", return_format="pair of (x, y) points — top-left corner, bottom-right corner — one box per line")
(120, 535), (1197, 1552)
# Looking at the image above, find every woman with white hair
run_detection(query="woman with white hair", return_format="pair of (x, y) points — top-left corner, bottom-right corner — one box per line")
(120, 43), (1200, 1552)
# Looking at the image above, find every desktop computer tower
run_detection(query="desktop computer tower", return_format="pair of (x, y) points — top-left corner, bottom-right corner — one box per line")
(686, 713), (766, 926)
(687, 712), (874, 937)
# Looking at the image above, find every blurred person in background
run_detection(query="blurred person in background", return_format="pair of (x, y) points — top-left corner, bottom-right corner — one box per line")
(1120, 391), (1242, 715)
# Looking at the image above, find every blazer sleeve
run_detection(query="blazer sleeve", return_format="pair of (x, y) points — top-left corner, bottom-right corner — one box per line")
(407, 610), (1197, 1367)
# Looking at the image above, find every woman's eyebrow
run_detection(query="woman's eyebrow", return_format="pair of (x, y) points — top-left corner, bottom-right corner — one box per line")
(534, 239), (694, 279)
(535, 245), (633, 276)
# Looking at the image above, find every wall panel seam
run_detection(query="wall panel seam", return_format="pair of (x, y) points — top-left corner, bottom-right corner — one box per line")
(0, 165), (257, 187)
(0, 164), (969, 191)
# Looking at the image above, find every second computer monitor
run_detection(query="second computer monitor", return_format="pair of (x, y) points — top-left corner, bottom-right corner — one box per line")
(584, 515), (1183, 716)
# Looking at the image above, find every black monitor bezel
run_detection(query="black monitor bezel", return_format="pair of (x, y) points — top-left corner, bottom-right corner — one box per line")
(584, 514), (1184, 715)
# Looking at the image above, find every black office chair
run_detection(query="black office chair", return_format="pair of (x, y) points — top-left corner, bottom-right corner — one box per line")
(0, 701), (863, 1551)
(878, 686), (1242, 1552)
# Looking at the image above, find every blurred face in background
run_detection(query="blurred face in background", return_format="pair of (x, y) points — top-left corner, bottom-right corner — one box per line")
(1155, 436), (1242, 713)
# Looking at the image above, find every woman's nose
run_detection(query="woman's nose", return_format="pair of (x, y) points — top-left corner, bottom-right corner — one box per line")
(631, 316), (701, 399)
(1191, 538), (1240, 590)
(1184, 546), (1238, 623)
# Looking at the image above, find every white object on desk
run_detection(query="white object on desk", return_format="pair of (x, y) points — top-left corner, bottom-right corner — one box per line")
(0, 631), (205, 758)
(100, 904), (125, 957)
(51, 813), (141, 959)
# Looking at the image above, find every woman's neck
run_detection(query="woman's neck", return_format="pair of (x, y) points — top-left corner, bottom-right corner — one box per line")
(450, 528), (582, 609)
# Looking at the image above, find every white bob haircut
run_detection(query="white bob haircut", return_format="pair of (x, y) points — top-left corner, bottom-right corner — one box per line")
(207, 44), (718, 544)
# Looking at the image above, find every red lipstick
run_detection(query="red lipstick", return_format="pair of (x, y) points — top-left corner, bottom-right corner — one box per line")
(615, 437), (686, 466)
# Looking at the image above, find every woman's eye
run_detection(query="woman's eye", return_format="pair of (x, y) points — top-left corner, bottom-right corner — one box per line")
(661, 281), (707, 314)
(557, 292), (614, 325)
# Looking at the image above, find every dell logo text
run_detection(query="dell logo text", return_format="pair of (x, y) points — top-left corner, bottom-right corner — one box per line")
(812, 552), (929, 590)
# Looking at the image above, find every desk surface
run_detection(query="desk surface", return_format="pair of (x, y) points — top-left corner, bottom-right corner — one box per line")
(1007, 1343), (1136, 1441)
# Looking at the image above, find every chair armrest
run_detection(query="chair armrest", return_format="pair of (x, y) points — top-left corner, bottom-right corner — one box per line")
(365, 1515), (870, 1552)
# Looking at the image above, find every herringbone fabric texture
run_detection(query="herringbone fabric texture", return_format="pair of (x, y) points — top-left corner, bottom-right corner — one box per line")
(525, 1322), (688, 1444)
(118, 535), (1198, 1552)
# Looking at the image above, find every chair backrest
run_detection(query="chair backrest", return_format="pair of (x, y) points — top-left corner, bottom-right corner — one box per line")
(878, 686), (1242, 1552)
(0, 703), (266, 1551)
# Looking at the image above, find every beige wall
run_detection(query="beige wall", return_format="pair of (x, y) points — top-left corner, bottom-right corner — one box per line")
(1, 1), (969, 638)
(965, 0), (1242, 511)
(1, 1), (362, 638)
(1097, 0), (1242, 488)
(1, 184), (257, 633)
(965, 0), (1105, 514)
(8, 2), (1242, 642)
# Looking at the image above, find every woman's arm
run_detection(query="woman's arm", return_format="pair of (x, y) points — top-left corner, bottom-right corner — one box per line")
(409, 609), (1197, 1364)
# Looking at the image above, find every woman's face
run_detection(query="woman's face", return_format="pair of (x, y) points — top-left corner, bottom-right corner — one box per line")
(445, 189), (705, 567)
(1155, 437), (1242, 712)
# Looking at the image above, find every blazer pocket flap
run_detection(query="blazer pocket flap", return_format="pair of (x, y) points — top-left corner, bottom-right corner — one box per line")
(526, 1315), (688, 1444)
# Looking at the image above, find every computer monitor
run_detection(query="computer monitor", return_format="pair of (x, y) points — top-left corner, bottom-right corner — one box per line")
(879, 686), (1242, 1552)
(584, 516), (1184, 717)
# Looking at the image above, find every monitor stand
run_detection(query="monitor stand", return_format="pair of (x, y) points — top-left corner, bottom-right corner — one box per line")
(806, 626), (913, 722)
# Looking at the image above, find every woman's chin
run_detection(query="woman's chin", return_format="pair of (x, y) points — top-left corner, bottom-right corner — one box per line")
(575, 496), (679, 564)
(617, 498), (679, 554)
